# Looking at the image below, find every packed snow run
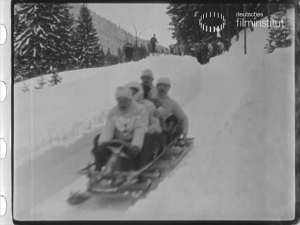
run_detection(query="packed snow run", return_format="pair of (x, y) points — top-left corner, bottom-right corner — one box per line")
(14, 9), (294, 220)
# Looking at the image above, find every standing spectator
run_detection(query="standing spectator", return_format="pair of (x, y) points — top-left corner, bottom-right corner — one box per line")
(222, 38), (232, 52)
(169, 44), (174, 55)
(217, 41), (224, 55)
(208, 42), (213, 59)
(150, 34), (158, 56)
(180, 44), (185, 56)
(125, 43), (134, 62)
(201, 42), (209, 64)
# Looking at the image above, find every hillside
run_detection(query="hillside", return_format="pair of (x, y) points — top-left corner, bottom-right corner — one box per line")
(69, 4), (168, 55)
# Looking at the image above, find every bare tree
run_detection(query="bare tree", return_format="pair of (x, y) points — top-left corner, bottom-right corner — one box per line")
(132, 22), (147, 60)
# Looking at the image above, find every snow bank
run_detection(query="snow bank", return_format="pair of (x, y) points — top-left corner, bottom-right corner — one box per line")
(125, 10), (294, 220)
(14, 55), (201, 168)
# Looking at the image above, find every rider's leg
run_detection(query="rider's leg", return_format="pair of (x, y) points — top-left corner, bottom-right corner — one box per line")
(91, 134), (113, 171)
(152, 45), (155, 55)
(165, 115), (184, 141)
(134, 133), (158, 170)
(92, 143), (112, 171)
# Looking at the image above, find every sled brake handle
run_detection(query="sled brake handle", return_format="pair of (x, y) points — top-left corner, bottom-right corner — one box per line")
(80, 162), (96, 173)
(106, 139), (131, 149)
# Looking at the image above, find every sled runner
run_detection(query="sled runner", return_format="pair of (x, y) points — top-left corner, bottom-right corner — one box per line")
(67, 135), (194, 206)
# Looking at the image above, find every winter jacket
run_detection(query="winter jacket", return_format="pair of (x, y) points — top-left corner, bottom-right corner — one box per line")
(150, 37), (158, 46)
(125, 81), (162, 133)
(98, 101), (148, 150)
(157, 95), (189, 135)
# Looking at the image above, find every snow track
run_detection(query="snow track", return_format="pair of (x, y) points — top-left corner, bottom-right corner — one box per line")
(14, 9), (295, 220)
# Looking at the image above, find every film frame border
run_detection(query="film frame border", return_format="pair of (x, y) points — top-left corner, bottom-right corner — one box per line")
(0, 0), (299, 223)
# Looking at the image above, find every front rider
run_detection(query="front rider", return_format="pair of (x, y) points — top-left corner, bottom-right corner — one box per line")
(156, 77), (189, 143)
(93, 86), (148, 171)
(125, 81), (164, 169)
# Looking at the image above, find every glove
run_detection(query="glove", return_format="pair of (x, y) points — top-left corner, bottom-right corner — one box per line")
(125, 146), (140, 159)
(97, 141), (107, 152)
(156, 107), (165, 117)
(182, 133), (189, 145)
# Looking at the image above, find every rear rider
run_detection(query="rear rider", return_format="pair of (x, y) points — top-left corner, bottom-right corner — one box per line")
(156, 77), (189, 143)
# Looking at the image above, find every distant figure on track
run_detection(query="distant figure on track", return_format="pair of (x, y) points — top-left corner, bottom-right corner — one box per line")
(150, 34), (158, 56)
(125, 43), (134, 62)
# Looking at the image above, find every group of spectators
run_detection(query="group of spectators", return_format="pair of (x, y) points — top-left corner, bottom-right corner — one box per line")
(168, 38), (232, 64)
(124, 34), (158, 62)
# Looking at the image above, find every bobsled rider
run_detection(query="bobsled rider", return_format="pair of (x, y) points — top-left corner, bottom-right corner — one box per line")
(140, 69), (165, 117)
(93, 86), (148, 172)
(125, 81), (162, 134)
(125, 81), (165, 169)
(140, 69), (157, 98)
(156, 77), (189, 143)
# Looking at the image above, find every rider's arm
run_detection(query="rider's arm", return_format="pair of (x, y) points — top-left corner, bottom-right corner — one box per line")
(148, 116), (162, 133)
(172, 100), (189, 135)
(131, 106), (149, 150)
(147, 102), (162, 133)
(98, 110), (115, 145)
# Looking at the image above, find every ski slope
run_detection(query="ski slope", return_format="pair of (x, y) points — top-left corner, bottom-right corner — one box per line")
(14, 9), (295, 220)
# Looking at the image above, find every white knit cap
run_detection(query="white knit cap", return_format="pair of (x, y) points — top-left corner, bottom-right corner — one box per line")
(157, 77), (171, 86)
(125, 81), (144, 102)
(115, 86), (132, 99)
(141, 69), (154, 80)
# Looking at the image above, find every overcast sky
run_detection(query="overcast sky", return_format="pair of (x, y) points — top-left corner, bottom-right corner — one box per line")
(87, 3), (176, 47)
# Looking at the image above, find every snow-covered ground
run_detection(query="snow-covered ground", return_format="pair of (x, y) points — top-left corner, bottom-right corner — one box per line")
(14, 9), (295, 220)
(14, 54), (201, 169)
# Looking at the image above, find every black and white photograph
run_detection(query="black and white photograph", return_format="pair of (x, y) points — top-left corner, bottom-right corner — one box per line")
(12, 1), (297, 221)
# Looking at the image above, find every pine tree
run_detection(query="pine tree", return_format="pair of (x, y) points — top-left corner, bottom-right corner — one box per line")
(21, 81), (30, 92)
(48, 69), (62, 86)
(14, 4), (75, 78)
(68, 19), (80, 70)
(35, 75), (47, 89)
(91, 44), (105, 67)
(166, 3), (262, 46)
(75, 4), (102, 68)
(167, 4), (210, 45)
(58, 4), (77, 71)
(117, 47), (124, 63)
(14, 6), (29, 81)
(112, 55), (119, 65)
(98, 46), (105, 67)
(265, 10), (292, 53)
(104, 48), (113, 66)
